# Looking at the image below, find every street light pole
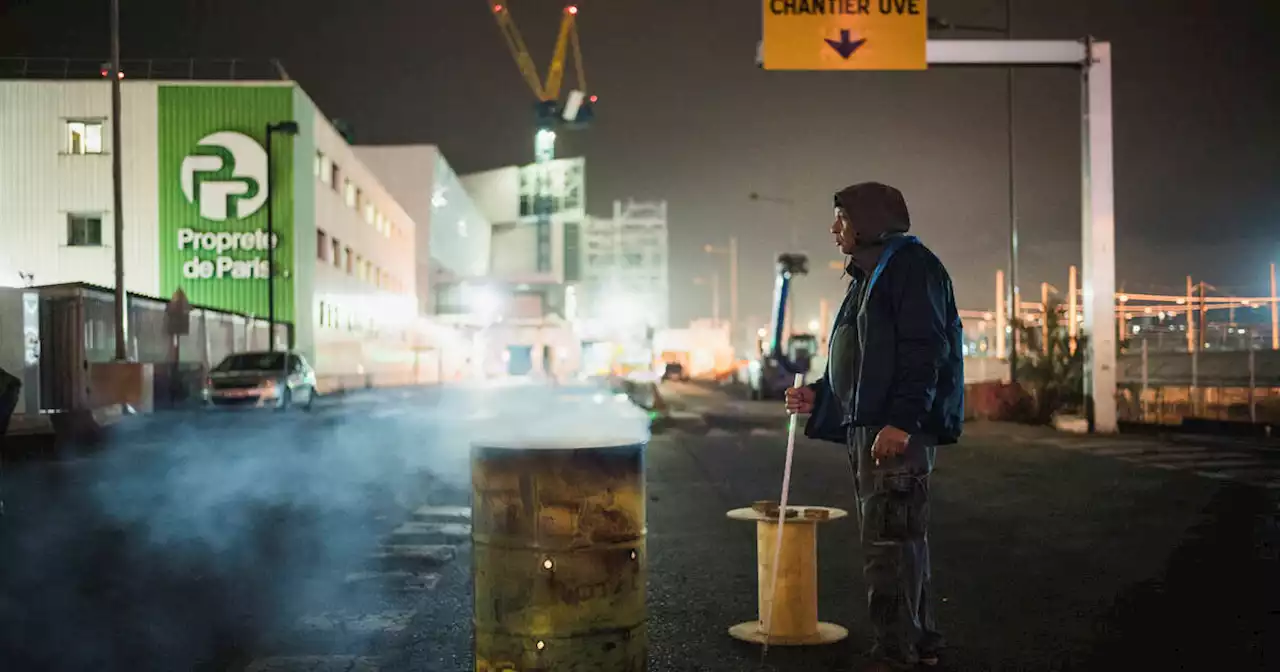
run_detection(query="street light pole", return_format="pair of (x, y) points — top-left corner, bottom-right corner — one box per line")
(110, 0), (128, 361)
(729, 236), (739, 345)
(928, 7), (1019, 381)
(704, 238), (739, 347)
(265, 121), (300, 353)
(1004, 0), (1020, 384)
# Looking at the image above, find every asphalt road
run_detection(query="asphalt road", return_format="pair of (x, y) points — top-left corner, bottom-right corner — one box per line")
(2, 382), (1278, 671)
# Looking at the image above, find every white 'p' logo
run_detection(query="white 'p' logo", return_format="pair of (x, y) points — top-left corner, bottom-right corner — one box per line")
(180, 131), (269, 221)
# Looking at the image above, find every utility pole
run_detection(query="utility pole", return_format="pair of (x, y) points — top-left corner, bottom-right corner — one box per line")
(1198, 281), (1208, 352)
(1271, 262), (1278, 350)
(729, 236), (739, 349)
(1040, 282), (1049, 353)
(1185, 275), (1195, 352)
(1067, 264), (1078, 354)
(705, 238), (739, 350)
(995, 270), (1007, 361)
(711, 273), (721, 326)
(110, 0), (128, 361)
(1004, 0), (1020, 385)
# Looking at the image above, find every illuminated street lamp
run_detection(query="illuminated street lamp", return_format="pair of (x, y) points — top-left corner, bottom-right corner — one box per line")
(265, 120), (299, 352)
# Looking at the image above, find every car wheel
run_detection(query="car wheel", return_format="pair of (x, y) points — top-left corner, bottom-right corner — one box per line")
(303, 386), (316, 412)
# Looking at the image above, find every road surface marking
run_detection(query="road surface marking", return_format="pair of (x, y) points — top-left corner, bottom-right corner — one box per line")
(412, 505), (471, 522)
(343, 570), (441, 592)
(387, 521), (471, 544)
(1036, 434), (1280, 487)
(1119, 451), (1257, 463)
(369, 544), (457, 568)
(295, 610), (416, 637)
(244, 655), (379, 672)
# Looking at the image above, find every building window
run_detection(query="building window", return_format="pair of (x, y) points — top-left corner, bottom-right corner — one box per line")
(364, 202), (375, 225)
(67, 213), (103, 246)
(331, 237), (342, 268)
(313, 152), (322, 177)
(347, 249), (356, 276)
(344, 180), (358, 208)
(66, 120), (104, 155)
(318, 153), (333, 185)
(317, 229), (329, 261)
(564, 221), (581, 283)
(331, 163), (342, 193)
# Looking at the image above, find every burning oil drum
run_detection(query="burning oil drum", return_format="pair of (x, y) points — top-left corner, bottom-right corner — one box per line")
(471, 434), (647, 672)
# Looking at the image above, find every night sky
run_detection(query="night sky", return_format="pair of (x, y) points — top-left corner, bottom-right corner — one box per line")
(3, 0), (1278, 328)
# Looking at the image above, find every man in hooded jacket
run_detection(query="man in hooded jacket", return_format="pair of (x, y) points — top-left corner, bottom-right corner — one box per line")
(785, 182), (964, 671)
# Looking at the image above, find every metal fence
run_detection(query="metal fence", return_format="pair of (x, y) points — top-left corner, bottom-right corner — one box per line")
(1117, 344), (1280, 425)
(966, 347), (1280, 426)
(30, 283), (289, 412)
(0, 57), (289, 81)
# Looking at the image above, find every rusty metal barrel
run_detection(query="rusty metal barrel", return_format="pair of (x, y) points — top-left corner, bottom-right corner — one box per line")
(471, 412), (648, 672)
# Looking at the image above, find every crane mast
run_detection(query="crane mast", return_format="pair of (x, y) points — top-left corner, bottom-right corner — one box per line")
(486, 2), (594, 274)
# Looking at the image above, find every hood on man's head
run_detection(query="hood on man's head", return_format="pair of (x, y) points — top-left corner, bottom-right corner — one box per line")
(834, 182), (911, 244)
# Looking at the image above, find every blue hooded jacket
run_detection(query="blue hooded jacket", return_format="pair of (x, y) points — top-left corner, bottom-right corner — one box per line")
(804, 182), (965, 445)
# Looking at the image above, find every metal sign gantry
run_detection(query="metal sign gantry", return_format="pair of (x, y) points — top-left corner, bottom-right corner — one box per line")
(756, 37), (1118, 432)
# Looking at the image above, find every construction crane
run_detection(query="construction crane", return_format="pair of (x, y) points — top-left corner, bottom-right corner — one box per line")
(485, 2), (595, 273)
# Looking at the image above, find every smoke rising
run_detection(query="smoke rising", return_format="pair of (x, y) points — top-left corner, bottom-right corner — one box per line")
(0, 378), (650, 671)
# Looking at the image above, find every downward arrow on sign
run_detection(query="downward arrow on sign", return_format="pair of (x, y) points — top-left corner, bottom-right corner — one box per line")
(825, 30), (867, 59)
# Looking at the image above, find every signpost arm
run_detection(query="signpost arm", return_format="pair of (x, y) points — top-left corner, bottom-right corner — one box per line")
(265, 125), (276, 353)
(1080, 40), (1117, 433)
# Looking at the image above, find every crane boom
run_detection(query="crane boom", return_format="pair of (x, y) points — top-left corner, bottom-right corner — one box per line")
(487, 3), (584, 103)
(540, 9), (577, 102)
(490, 4), (546, 99)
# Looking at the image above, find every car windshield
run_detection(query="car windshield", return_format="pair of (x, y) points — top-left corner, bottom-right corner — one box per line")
(214, 353), (286, 372)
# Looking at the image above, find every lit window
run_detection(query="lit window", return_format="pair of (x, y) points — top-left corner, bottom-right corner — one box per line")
(67, 213), (103, 246)
(66, 120), (104, 155)
(344, 180), (358, 208)
(313, 152), (321, 177)
(364, 202), (375, 225)
(319, 154), (333, 185)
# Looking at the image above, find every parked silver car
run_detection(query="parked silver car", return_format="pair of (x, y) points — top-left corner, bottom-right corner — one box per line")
(203, 351), (318, 411)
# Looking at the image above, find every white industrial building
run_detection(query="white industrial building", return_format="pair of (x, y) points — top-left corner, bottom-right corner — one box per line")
(581, 199), (670, 330)
(355, 143), (494, 381)
(0, 77), (429, 396)
(457, 157), (586, 378)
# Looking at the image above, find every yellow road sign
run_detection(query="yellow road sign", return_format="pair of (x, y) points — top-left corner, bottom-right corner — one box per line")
(762, 0), (928, 71)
